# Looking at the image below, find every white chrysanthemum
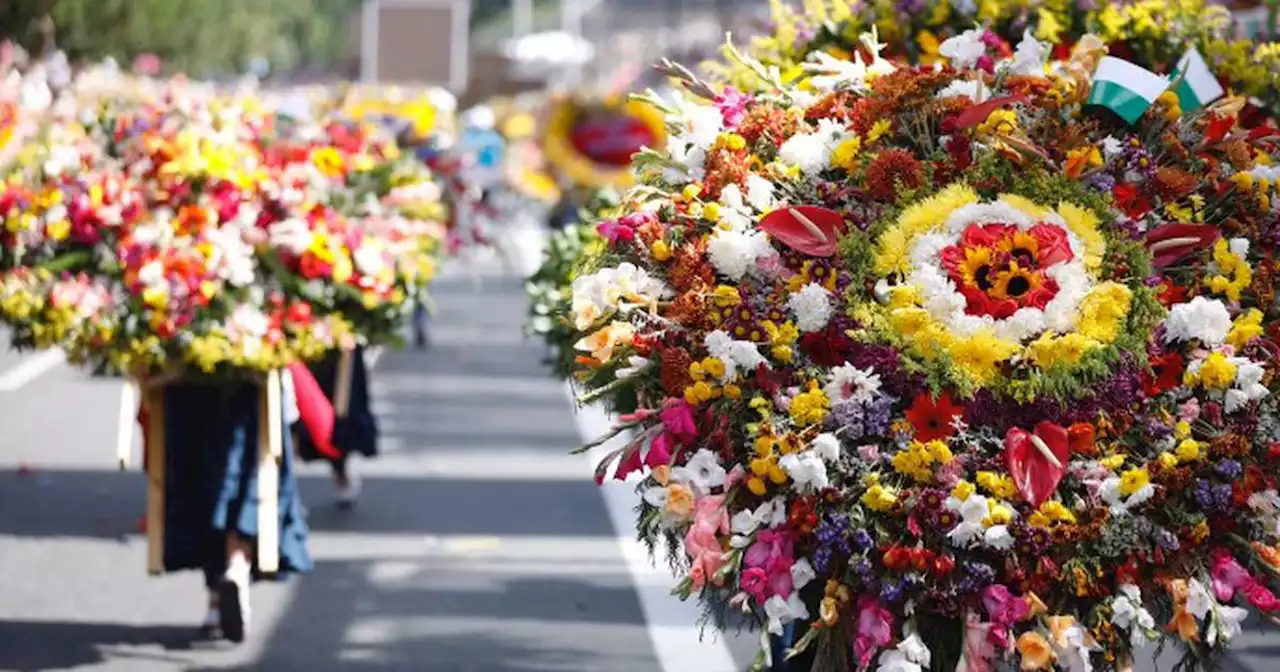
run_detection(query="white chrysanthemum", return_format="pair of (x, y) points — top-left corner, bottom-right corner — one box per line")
(778, 118), (850, 176)
(825, 364), (882, 405)
(779, 451), (828, 492)
(707, 227), (774, 280)
(745, 174), (777, 212)
(789, 283), (834, 332)
(1164, 296), (1232, 346)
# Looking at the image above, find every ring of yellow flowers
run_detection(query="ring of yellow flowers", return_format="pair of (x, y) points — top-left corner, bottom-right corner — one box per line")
(853, 183), (1161, 397)
(542, 97), (666, 191)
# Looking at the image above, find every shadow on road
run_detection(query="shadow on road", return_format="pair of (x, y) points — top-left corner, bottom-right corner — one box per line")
(0, 469), (617, 539)
(0, 621), (214, 670)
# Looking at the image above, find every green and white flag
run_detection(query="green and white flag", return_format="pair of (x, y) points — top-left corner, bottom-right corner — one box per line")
(1087, 56), (1170, 125)
(1170, 47), (1224, 113)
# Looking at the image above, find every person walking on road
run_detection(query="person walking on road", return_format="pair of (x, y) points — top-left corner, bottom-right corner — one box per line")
(137, 376), (312, 643)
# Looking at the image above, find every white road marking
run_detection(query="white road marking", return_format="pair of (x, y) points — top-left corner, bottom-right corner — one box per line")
(0, 350), (66, 392)
(367, 345), (385, 368)
(565, 382), (739, 672)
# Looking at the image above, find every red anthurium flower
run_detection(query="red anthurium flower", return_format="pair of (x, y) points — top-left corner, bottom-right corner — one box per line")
(1144, 223), (1220, 268)
(905, 392), (963, 442)
(758, 206), (847, 257)
(1004, 422), (1070, 508)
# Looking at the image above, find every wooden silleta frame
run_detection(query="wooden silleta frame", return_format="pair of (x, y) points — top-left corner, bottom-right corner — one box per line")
(361, 0), (471, 92)
(119, 372), (286, 576)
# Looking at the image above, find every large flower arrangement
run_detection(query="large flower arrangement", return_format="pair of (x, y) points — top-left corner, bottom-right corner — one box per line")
(565, 27), (1280, 672)
(0, 84), (438, 378)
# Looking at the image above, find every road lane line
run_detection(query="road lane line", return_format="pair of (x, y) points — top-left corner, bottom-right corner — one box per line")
(0, 350), (66, 392)
(565, 382), (739, 672)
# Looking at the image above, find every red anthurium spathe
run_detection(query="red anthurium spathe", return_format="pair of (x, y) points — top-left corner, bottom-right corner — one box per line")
(1004, 422), (1070, 508)
(758, 206), (847, 257)
(1144, 223), (1220, 268)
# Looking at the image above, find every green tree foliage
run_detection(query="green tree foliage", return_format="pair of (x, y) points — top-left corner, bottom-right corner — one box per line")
(0, 0), (367, 76)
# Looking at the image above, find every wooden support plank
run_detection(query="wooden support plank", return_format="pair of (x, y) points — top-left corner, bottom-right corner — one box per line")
(116, 379), (138, 471)
(333, 348), (355, 419)
(256, 371), (282, 574)
(144, 386), (166, 576)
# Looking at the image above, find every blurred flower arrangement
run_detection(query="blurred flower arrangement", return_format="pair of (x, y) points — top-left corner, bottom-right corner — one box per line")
(543, 95), (667, 190)
(0, 80), (447, 379)
(525, 189), (619, 380)
(558, 22), (1280, 672)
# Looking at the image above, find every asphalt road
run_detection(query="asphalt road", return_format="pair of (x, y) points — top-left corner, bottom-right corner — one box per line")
(0, 252), (1277, 672)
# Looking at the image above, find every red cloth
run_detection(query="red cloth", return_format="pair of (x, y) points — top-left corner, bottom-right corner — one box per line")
(287, 362), (341, 459)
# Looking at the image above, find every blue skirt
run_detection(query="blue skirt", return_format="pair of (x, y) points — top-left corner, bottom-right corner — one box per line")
(294, 346), (379, 463)
(160, 381), (312, 587)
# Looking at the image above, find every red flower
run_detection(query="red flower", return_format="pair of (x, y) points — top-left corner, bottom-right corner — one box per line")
(905, 391), (963, 442)
(1143, 352), (1185, 396)
(882, 545), (913, 571)
(798, 326), (853, 367)
(1068, 423), (1097, 456)
(1112, 183), (1151, 220)
(1154, 279), (1187, 307)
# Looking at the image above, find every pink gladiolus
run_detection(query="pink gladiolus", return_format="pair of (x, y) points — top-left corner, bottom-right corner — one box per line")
(766, 555), (794, 598)
(981, 585), (1030, 627)
(958, 613), (995, 672)
(646, 432), (674, 469)
(1211, 551), (1253, 602)
(660, 399), (698, 444)
(686, 495), (729, 589)
(741, 567), (769, 603)
(853, 596), (893, 669)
